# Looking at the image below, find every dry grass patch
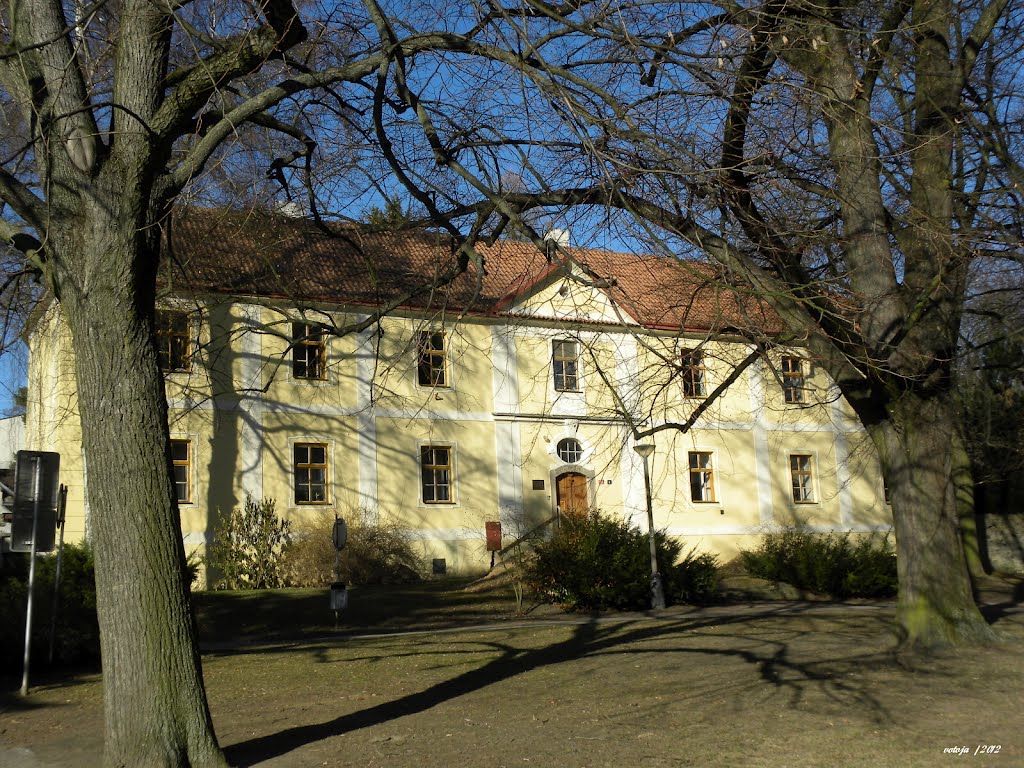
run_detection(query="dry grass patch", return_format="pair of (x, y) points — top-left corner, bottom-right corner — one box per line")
(3, 583), (1022, 768)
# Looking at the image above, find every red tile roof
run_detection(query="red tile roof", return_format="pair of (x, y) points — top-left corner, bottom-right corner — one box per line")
(162, 207), (779, 334)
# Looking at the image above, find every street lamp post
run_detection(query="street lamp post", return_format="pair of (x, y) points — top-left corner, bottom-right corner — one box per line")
(633, 442), (666, 610)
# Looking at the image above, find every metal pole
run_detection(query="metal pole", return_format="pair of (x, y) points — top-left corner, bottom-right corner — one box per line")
(640, 452), (666, 610)
(334, 524), (341, 629)
(21, 457), (41, 697)
(48, 485), (68, 665)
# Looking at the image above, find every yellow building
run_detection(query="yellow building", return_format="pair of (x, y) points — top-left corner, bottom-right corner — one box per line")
(25, 209), (892, 575)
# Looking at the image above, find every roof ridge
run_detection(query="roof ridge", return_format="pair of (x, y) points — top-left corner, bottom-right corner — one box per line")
(160, 206), (779, 334)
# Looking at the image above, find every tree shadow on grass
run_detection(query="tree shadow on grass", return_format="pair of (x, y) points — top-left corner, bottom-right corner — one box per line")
(976, 575), (1024, 624)
(194, 580), (520, 645)
(222, 604), (902, 767)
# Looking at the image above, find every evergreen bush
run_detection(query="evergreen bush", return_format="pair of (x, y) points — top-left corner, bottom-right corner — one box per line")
(739, 526), (897, 598)
(528, 510), (718, 610)
(0, 542), (100, 666)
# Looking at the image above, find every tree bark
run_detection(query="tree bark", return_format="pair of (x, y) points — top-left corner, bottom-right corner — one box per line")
(56, 203), (226, 768)
(871, 391), (995, 649)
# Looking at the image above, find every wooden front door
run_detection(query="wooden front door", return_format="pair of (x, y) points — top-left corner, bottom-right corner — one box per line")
(556, 472), (589, 517)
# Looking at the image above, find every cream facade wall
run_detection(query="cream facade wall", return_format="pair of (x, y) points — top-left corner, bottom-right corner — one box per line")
(26, 279), (894, 577)
(24, 305), (89, 542)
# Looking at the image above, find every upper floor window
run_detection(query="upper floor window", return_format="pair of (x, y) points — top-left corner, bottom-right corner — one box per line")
(417, 331), (448, 388)
(790, 454), (815, 503)
(294, 442), (329, 504)
(170, 439), (191, 504)
(781, 355), (807, 403)
(292, 322), (326, 380)
(688, 451), (716, 502)
(556, 438), (584, 464)
(156, 310), (190, 372)
(680, 349), (706, 398)
(421, 445), (454, 503)
(552, 340), (580, 392)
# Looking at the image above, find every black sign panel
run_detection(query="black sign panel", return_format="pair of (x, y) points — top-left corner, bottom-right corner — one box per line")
(332, 517), (348, 550)
(10, 451), (61, 553)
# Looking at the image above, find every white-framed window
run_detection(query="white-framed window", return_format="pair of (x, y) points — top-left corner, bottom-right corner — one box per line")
(156, 310), (190, 372)
(170, 438), (191, 504)
(292, 322), (327, 380)
(789, 454), (816, 503)
(781, 355), (807, 403)
(417, 331), (448, 388)
(552, 340), (580, 392)
(681, 348), (706, 398)
(420, 444), (455, 504)
(294, 442), (329, 504)
(556, 438), (584, 464)
(688, 451), (716, 502)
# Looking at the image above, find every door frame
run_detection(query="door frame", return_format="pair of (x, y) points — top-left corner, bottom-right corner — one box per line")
(550, 465), (595, 520)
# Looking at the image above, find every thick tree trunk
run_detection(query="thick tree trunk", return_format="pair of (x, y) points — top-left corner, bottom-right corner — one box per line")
(951, 432), (986, 578)
(57, 208), (226, 768)
(872, 391), (995, 650)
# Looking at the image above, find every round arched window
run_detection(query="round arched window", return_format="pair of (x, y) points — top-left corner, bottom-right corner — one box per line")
(557, 438), (583, 464)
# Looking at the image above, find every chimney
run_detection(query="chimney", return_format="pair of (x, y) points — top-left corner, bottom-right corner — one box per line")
(544, 228), (570, 247)
(273, 200), (304, 218)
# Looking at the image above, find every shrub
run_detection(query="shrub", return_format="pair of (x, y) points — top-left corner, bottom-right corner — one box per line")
(282, 508), (336, 587)
(284, 508), (425, 586)
(0, 542), (100, 666)
(739, 526), (897, 599)
(183, 548), (202, 589)
(0, 566), (28, 657)
(528, 510), (718, 610)
(496, 514), (545, 614)
(666, 547), (720, 604)
(205, 496), (292, 589)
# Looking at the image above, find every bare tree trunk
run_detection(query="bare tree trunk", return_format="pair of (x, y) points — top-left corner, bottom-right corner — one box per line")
(56, 205), (226, 768)
(953, 433), (986, 579)
(872, 391), (995, 649)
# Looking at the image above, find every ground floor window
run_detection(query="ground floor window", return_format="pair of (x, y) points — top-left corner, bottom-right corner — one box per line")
(170, 439), (191, 503)
(421, 445), (454, 503)
(790, 454), (815, 503)
(688, 451), (716, 502)
(294, 443), (329, 504)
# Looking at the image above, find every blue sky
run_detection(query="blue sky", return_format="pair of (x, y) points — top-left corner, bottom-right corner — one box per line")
(0, 343), (26, 416)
